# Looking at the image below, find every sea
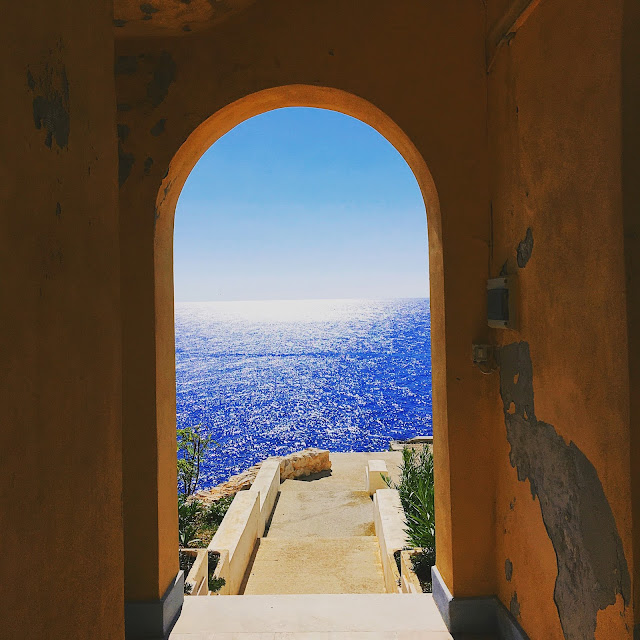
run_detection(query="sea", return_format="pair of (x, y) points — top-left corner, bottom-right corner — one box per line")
(175, 298), (432, 489)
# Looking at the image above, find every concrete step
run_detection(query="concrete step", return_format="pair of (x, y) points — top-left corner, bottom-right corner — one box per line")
(268, 488), (375, 537)
(242, 537), (386, 595)
(170, 593), (452, 639)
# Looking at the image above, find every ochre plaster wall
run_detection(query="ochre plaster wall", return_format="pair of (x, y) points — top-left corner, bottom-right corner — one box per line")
(0, 2), (123, 639)
(115, 0), (499, 601)
(487, 1), (635, 638)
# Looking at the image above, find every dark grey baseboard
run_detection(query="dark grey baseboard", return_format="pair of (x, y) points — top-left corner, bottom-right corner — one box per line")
(432, 566), (529, 640)
(125, 571), (184, 639)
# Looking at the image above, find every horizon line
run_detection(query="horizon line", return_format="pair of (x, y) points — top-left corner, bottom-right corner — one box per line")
(175, 295), (430, 304)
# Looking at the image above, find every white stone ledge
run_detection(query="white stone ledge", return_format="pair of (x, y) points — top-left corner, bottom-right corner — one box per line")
(184, 549), (208, 596)
(208, 490), (260, 594)
(373, 488), (407, 593)
(365, 459), (390, 496)
(251, 457), (281, 535)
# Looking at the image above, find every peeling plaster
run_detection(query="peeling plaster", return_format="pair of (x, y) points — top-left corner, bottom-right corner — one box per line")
(150, 118), (166, 136)
(146, 51), (176, 107)
(115, 55), (138, 76)
(140, 3), (159, 20)
(117, 124), (130, 142)
(505, 558), (513, 582)
(118, 145), (134, 187)
(517, 227), (534, 268)
(510, 592), (521, 618)
(27, 50), (70, 150)
(499, 342), (630, 640)
(207, 0), (233, 16)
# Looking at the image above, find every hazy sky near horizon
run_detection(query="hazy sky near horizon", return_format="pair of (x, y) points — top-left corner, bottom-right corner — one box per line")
(174, 107), (429, 302)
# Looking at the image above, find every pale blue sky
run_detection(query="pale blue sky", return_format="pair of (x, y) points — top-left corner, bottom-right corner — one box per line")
(174, 107), (429, 302)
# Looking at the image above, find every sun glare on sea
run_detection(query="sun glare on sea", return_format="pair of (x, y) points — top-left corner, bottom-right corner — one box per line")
(179, 298), (394, 324)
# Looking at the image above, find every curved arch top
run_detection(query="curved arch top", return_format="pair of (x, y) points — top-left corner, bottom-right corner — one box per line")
(154, 85), (442, 251)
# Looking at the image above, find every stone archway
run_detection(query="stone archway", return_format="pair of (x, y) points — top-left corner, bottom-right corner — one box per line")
(119, 57), (494, 636)
(121, 85), (447, 634)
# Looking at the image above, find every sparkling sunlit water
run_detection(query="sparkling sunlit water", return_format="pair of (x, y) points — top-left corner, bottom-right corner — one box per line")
(175, 298), (432, 488)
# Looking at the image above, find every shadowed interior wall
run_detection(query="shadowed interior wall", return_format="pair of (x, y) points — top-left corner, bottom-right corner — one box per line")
(116, 0), (498, 603)
(623, 0), (640, 633)
(487, 1), (635, 638)
(0, 1), (123, 639)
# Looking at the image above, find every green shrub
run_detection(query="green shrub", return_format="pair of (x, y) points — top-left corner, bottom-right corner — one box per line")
(202, 495), (233, 528)
(207, 551), (226, 593)
(179, 550), (197, 594)
(178, 496), (204, 547)
(388, 446), (435, 568)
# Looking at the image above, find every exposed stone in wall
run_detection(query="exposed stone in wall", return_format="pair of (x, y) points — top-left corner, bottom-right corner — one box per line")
(516, 227), (533, 268)
(279, 448), (331, 480)
(499, 342), (630, 640)
(192, 448), (331, 504)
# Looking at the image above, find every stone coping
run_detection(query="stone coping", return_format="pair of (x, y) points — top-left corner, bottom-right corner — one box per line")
(373, 488), (407, 593)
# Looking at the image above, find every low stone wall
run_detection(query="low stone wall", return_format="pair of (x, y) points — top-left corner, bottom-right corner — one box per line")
(207, 491), (261, 595)
(193, 448), (331, 504)
(400, 550), (423, 594)
(251, 457), (281, 536)
(210, 550), (230, 596)
(365, 459), (390, 496)
(373, 488), (407, 594)
(184, 549), (208, 596)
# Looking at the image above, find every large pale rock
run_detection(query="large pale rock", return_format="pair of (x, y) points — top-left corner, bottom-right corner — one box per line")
(193, 448), (331, 504)
(279, 448), (330, 480)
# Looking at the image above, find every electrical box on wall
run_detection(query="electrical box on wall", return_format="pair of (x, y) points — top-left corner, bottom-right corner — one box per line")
(487, 276), (516, 329)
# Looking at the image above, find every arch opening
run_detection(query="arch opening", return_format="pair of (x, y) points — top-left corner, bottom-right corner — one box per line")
(146, 84), (447, 605)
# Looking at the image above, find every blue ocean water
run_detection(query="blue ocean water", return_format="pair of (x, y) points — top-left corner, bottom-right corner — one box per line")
(175, 298), (432, 489)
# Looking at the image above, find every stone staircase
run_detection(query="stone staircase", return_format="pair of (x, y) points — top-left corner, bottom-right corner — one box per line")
(170, 453), (455, 639)
(241, 481), (385, 595)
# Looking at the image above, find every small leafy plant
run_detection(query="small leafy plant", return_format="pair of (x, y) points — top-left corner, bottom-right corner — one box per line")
(178, 495), (204, 548)
(177, 424), (214, 498)
(207, 551), (226, 593)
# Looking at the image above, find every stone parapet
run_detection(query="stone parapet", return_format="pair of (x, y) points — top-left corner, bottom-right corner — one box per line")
(193, 448), (330, 504)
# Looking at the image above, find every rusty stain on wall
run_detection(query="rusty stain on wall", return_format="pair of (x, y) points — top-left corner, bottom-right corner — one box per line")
(499, 342), (630, 640)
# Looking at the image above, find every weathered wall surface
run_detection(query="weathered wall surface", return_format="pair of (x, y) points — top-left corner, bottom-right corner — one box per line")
(115, 0), (497, 601)
(0, 2), (123, 639)
(487, 1), (634, 638)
